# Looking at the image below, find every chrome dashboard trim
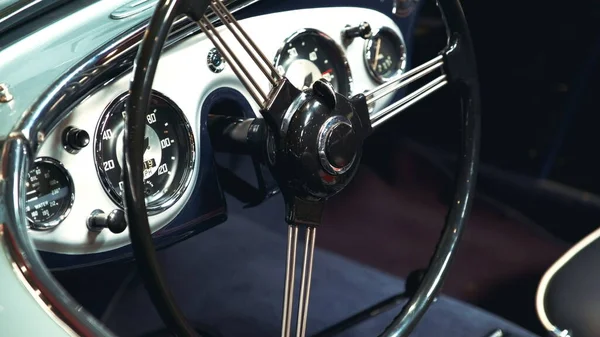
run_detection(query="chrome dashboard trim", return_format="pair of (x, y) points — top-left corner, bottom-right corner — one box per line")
(1, 0), (259, 334)
(1, 224), (78, 337)
(1, 135), (115, 337)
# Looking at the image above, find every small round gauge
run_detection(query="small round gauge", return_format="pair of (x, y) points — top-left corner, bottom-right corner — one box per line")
(364, 27), (407, 83)
(94, 91), (195, 214)
(274, 29), (352, 96)
(25, 158), (74, 230)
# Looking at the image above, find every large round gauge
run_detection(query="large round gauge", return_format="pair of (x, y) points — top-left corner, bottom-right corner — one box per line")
(364, 27), (407, 83)
(25, 157), (74, 230)
(274, 29), (352, 96)
(94, 91), (195, 214)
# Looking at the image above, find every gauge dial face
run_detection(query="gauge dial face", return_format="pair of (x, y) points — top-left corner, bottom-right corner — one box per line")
(275, 29), (352, 96)
(25, 158), (74, 230)
(364, 28), (407, 83)
(95, 91), (195, 214)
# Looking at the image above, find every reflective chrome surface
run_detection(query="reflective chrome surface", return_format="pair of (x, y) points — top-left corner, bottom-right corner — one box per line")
(0, 1), (479, 336)
(281, 225), (298, 337)
(1, 135), (116, 336)
(317, 115), (355, 175)
(295, 226), (317, 337)
(535, 223), (600, 337)
(0, 0), (260, 334)
(0, 224), (78, 336)
(207, 47), (227, 73)
(25, 6), (397, 256)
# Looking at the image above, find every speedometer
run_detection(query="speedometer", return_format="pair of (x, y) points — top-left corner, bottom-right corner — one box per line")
(94, 91), (195, 214)
(274, 29), (352, 96)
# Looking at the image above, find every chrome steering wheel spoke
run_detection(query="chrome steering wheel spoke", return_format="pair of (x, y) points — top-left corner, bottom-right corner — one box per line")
(282, 224), (318, 337)
(282, 225), (299, 337)
(363, 54), (447, 129)
(189, 0), (283, 113)
(296, 225), (317, 337)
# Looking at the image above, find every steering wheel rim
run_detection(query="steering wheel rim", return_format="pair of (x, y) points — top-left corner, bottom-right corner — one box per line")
(123, 1), (480, 336)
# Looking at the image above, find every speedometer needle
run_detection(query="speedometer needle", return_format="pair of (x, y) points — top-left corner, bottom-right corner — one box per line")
(372, 37), (381, 69)
(303, 73), (314, 89)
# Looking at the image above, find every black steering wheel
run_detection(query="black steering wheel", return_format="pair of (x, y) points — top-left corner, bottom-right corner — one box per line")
(122, 0), (480, 336)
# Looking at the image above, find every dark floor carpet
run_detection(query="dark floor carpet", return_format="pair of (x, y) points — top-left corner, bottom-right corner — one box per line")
(317, 142), (570, 334)
(103, 213), (540, 337)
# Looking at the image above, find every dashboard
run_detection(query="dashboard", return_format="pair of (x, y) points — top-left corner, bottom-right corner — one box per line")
(3, 1), (420, 269)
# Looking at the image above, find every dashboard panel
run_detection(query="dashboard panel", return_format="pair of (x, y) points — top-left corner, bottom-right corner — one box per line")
(17, 4), (417, 269)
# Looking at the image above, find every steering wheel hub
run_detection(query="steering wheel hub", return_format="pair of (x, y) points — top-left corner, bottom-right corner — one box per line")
(272, 79), (370, 201)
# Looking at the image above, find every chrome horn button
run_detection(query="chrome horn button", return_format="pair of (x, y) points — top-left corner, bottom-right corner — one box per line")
(318, 115), (357, 175)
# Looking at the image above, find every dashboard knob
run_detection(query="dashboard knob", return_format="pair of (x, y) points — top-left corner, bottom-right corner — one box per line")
(87, 209), (127, 234)
(342, 22), (372, 41)
(63, 126), (90, 153)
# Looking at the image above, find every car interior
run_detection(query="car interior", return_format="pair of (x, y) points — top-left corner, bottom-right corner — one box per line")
(0, 0), (598, 336)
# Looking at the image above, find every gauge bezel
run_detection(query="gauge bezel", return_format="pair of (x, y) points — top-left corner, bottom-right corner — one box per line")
(273, 28), (354, 97)
(363, 26), (408, 84)
(26, 157), (75, 231)
(94, 90), (196, 215)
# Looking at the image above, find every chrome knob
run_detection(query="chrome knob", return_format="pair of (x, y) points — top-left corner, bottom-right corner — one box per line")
(342, 22), (372, 41)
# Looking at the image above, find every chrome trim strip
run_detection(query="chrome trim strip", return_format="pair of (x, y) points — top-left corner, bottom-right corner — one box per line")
(1, 224), (78, 336)
(1, 0), (260, 334)
(317, 115), (355, 175)
(1, 135), (114, 336)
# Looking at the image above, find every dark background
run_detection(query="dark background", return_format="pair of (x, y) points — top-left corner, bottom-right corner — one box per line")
(411, 0), (600, 194)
